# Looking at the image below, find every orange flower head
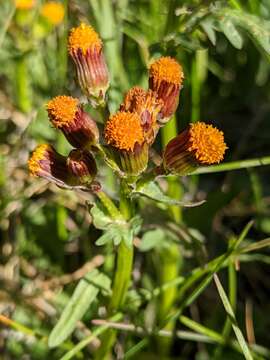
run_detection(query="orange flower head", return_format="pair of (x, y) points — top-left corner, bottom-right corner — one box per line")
(41, 1), (65, 25)
(15, 0), (35, 10)
(46, 96), (79, 128)
(46, 95), (99, 149)
(188, 122), (227, 164)
(149, 57), (184, 121)
(68, 23), (109, 107)
(68, 23), (102, 56)
(28, 144), (52, 176)
(121, 86), (163, 144)
(149, 56), (183, 86)
(105, 111), (144, 152)
(163, 122), (227, 175)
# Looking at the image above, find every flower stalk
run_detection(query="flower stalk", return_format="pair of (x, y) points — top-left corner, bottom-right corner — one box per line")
(95, 180), (134, 360)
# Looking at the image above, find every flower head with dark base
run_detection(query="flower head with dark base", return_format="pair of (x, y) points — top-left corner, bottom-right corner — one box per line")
(149, 56), (184, 123)
(28, 144), (68, 187)
(163, 122), (227, 175)
(120, 86), (163, 145)
(46, 95), (99, 150)
(68, 23), (109, 107)
(104, 111), (148, 176)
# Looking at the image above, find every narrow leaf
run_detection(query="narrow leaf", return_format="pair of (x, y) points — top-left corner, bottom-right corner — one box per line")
(48, 270), (111, 348)
(214, 274), (253, 360)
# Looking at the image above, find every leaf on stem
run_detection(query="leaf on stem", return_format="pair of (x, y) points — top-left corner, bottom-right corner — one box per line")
(91, 202), (142, 247)
(133, 181), (205, 207)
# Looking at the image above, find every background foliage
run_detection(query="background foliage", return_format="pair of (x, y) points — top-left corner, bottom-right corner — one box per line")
(0, 0), (270, 359)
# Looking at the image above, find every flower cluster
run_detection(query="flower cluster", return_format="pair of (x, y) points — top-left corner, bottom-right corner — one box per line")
(29, 22), (227, 190)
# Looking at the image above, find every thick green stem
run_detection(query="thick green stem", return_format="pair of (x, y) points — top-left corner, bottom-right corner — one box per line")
(95, 181), (134, 360)
(191, 49), (208, 122)
(159, 117), (182, 354)
(109, 241), (134, 312)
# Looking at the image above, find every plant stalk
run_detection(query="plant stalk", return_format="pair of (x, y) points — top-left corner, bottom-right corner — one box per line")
(158, 117), (182, 355)
(95, 180), (134, 359)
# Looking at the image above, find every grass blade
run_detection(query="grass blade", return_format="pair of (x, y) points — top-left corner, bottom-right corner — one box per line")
(214, 274), (253, 360)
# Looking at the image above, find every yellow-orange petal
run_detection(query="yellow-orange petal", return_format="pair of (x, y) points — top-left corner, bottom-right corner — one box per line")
(28, 144), (52, 176)
(104, 111), (144, 151)
(68, 23), (102, 55)
(15, 0), (35, 9)
(46, 95), (79, 127)
(188, 122), (227, 164)
(149, 56), (183, 85)
(41, 1), (65, 25)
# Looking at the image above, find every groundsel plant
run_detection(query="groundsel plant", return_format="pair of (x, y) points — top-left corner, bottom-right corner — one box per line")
(28, 22), (228, 358)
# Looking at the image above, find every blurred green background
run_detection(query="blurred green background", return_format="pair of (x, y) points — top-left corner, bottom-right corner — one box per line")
(0, 0), (270, 359)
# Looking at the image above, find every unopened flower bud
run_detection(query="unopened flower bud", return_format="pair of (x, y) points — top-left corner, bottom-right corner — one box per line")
(120, 86), (163, 144)
(46, 95), (99, 150)
(104, 111), (148, 177)
(28, 144), (68, 186)
(149, 56), (184, 123)
(163, 122), (227, 175)
(68, 23), (109, 107)
(67, 149), (97, 186)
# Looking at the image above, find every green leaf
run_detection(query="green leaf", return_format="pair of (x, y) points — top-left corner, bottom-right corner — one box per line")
(201, 18), (216, 45)
(214, 274), (253, 360)
(134, 181), (205, 207)
(48, 269), (111, 348)
(95, 215), (142, 248)
(90, 201), (113, 229)
(95, 223), (123, 246)
(139, 228), (166, 252)
(219, 17), (243, 49)
(217, 8), (270, 55)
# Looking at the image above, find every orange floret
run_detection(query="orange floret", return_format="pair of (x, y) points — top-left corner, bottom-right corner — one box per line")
(105, 111), (144, 151)
(68, 23), (102, 55)
(46, 96), (79, 127)
(121, 86), (146, 111)
(188, 122), (227, 164)
(15, 0), (35, 9)
(149, 56), (183, 85)
(28, 144), (52, 176)
(41, 1), (65, 25)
